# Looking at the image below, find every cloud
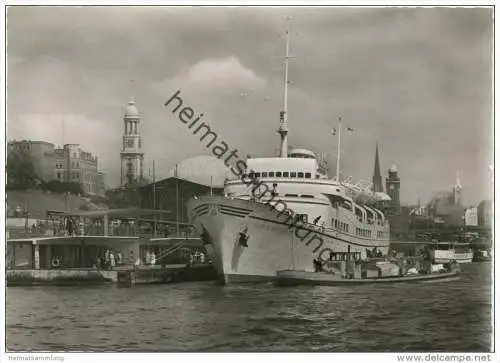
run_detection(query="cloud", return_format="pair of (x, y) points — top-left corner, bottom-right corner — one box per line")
(185, 57), (266, 89)
(152, 56), (267, 102)
(6, 7), (493, 205)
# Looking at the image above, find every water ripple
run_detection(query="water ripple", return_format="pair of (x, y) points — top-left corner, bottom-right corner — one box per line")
(6, 263), (492, 352)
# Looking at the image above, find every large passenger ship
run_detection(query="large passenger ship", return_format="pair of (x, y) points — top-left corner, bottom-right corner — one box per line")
(186, 21), (392, 283)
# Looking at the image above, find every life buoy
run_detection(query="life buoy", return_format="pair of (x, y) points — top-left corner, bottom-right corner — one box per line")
(51, 257), (60, 268)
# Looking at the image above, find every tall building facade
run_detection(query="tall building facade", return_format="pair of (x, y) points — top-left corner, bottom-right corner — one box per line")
(8, 140), (56, 182)
(55, 144), (100, 194)
(426, 174), (464, 227)
(477, 200), (492, 228)
(385, 162), (401, 215)
(464, 207), (478, 226)
(371, 142), (383, 192)
(120, 96), (144, 187)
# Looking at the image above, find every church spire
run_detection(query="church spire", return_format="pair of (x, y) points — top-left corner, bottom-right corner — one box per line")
(453, 171), (462, 205)
(372, 142), (383, 192)
(120, 91), (144, 188)
(455, 171), (462, 190)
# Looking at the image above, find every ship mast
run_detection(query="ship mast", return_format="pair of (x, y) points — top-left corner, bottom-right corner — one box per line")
(336, 116), (342, 181)
(278, 17), (291, 158)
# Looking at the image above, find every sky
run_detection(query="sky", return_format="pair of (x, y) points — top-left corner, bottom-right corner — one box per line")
(6, 6), (493, 206)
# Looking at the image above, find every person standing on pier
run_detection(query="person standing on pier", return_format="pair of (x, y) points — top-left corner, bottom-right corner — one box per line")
(109, 251), (116, 270)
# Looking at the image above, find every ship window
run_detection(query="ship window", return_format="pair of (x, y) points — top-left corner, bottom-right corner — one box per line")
(262, 172), (268, 178)
(301, 194), (314, 198)
(305, 172), (311, 178)
(355, 207), (364, 222)
(298, 172), (304, 178)
(248, 172), (254, 178)
(283, 172), (289, 177)
(285, 194), (298, 197)
(316, 174), (320, 179)
(290, 172), (297, 178)
(276, 171), (282, 177)
(255, 172), (261, 178)
(269, 172), (275, 177)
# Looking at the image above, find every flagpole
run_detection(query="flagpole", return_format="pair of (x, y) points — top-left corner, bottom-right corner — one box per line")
(175, 164), (180, 236)
(153, 160), (156, 237)
(278, 17), (291, 158)
(336, 116), (342, 182)
(152, 160), (156, 209)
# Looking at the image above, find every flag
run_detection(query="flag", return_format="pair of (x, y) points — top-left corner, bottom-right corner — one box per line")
(332, 128), (337, 135)
(347, 127), (354, 132)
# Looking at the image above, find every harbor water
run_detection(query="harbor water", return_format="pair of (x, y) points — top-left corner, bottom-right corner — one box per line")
(6, 263), (492, 352)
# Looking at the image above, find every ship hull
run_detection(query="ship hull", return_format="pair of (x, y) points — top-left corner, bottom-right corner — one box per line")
(188, 196), (390, 283)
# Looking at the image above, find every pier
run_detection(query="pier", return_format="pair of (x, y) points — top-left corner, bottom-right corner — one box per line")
(6, 208), (216, 286)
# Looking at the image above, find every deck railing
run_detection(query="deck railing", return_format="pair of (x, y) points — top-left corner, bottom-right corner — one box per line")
(7, 223), (196, 240)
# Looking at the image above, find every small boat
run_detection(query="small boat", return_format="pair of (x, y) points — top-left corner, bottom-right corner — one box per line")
(430, 242), (473, 264)
(454, 243), (474, 263)
(276, 252), (460, 286)
(276, 269), (459, 286)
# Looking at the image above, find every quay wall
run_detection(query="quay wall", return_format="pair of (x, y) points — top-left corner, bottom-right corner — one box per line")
(7, 269), (116, 286)
(7, 265), (217, 286)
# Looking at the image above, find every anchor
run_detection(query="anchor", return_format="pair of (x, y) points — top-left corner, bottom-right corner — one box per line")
(200, 224), (213, 245)
(238, 226), (250, 247)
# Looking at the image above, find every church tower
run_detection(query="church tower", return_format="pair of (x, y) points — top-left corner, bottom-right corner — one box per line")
(120, 96), (144, 187)
(385, 162), (400, 214)
(372, 142), (383, 192)
(453, 172), (462, 206)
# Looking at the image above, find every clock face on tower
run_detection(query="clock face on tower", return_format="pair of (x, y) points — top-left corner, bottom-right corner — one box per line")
(389, 184), (395, 190)
(126, 139), (134, 148)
